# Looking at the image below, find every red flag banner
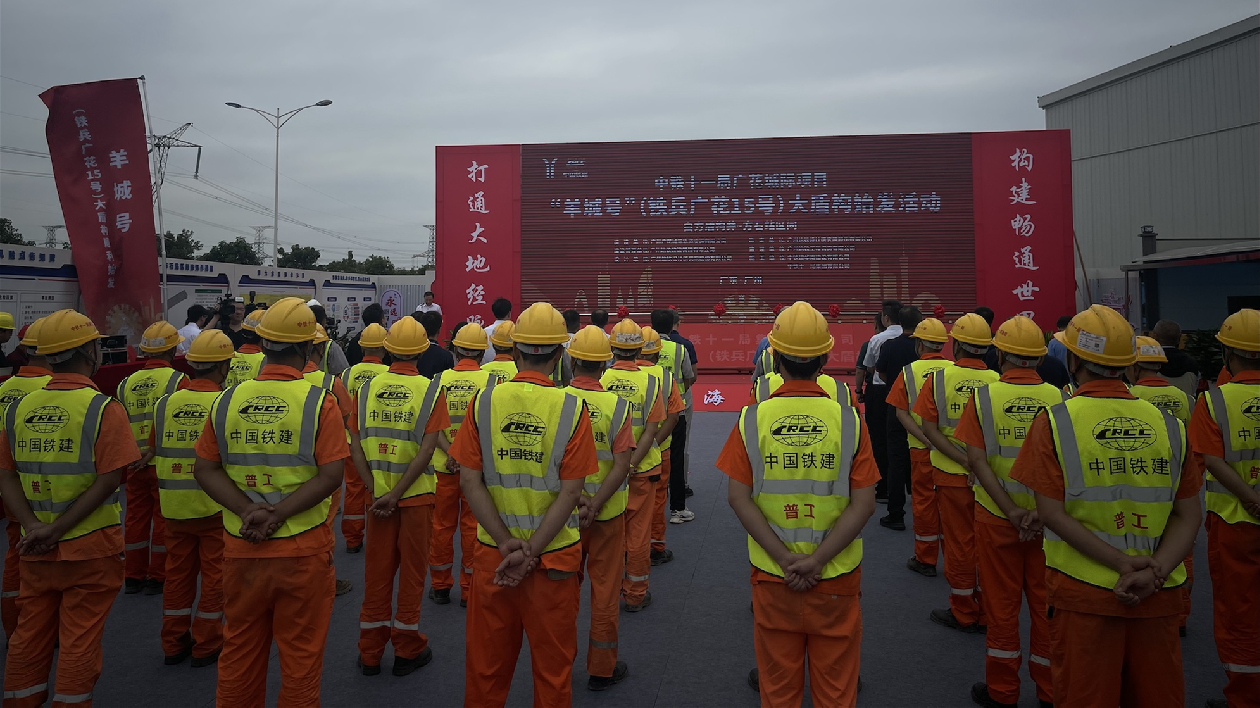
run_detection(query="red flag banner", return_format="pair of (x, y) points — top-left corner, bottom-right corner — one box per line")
(41, 78), (160, 344)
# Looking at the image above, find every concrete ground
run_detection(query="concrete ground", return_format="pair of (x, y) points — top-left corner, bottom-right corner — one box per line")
(5, 411), (1227, 707)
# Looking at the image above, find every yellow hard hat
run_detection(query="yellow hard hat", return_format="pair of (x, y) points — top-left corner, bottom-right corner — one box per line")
(385, 316), (430, 356)
(568, 325), (613, 362)
(768, 301), (833, 359)
(242, 308), (265, 332)
(513, 303), (569, 346)
(641, 327), (662, 355)
(139, 321), (184, 353)
(1062, 305), (1136, 367)
(1135, 335), (1167, 365)
(993, 316), (1047, 357)
(949, 313), (993, 347)
(610, 318), (644, 350)
(185, 330), (236, 363)
(311, 324), (330, 345)
(0, 312), (13, 330)
(490, 320), (516, 348)
(255, 297), (317, 344)
(453, 322), (489, 351)
(359, 323), (388, 349)
(19, 317), (47, 348)
(911, 317), (948, 343)
(1216, 308), (1259, 354)
(35, 309), (102, 355)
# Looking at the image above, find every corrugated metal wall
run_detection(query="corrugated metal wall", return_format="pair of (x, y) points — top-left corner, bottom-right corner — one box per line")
(1043, 26), (1259, 282)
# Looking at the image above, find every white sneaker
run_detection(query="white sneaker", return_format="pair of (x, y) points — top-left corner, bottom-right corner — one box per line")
(670, 509), (695, 524)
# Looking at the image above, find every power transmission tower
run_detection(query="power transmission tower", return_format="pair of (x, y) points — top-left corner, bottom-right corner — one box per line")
(147, 123), (202, 204)
(41, 225), (65, 248)
(415, 224), (436, 269)
(252, 226), (274, 264)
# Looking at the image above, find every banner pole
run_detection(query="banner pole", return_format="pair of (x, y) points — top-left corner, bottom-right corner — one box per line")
(140, 75), (169, 322)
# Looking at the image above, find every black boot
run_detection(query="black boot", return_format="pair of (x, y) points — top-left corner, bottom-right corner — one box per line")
(587, 661), (628, 691)
(428, 587), (451, 605)
(392, 646), (433, 677)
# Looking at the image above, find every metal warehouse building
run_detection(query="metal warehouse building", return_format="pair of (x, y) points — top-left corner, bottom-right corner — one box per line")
(1039, 14), (1259, 331)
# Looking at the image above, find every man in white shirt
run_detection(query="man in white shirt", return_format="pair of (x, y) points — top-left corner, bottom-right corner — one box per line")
(175, 304), (219, 355)
(481, 297), (512, 364)
(861, 299), (902, 501)
(414, 291), (442, 316)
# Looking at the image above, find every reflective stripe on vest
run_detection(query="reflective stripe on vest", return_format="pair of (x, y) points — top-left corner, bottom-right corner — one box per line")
(566, 386), (630, 520)
(213, 380), (328, 538)
(0, 373), (52, 420)
(153, 388), (222, 520)
(741, 397), (861, 579)
(431, 368), (495, 472)
(755, 373), (848, 404)
(475, 382), (582, 552)
(7, 387), (119, 541)
(639, 362), (674, 446)
(342, 362), (388, 401)
(930, 366), (999, 474)
(482, 360), (518, 386)
(225, 351), (266, 389)
(359, 373), (440, 500)
(1203, 383), (1260, 525)
(1130, 384), (1191, 423)
(973, 380), (1065, 518)
(118, 367), (184, 446)
(904, 359), (950, 450)
(600, 367), (663, 473)
(1044, 398), (1188, 589)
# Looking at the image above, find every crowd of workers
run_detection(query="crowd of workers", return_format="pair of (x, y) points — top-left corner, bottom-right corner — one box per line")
(0, 296), (1255, 708)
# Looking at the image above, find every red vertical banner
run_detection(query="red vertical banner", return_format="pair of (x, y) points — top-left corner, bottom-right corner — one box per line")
(434, 145), (522, 334)
(971, 130), (1075, 329)
(40, 79), (160, 343)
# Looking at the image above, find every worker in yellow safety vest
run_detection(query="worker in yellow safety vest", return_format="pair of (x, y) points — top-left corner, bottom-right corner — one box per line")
(1188, 308), (1259, 708)
(429, 322), (495, 607)
(1009, 304), (1202, 707)
(341, 322), (390, 398)
(346, 316), (450, 677)
(566, 325), (635, 691)
(224, 309), (266, 388)
(147, 329), (235, 668)
(450, 302), (599, 707)
(954, 316), (1064, 708)
(602, 318), (665, 612)
(717, 301), (878, 707)
(482, 320), (519, 385)
(638, 327), (684, 566)
(118, 321), (188, 595)
(0, 309), (138, 707)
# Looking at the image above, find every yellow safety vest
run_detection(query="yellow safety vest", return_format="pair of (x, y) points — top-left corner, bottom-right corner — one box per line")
(473, 381), (582, 553)
(358, 372), (441, 500)
(1201, 382), (1260, 526)
(755, 348), (774, 379)
(431, 367), (495, 472)
(1130, 383), (1191, 423)
(482, 359), (518, 386)
(754, 373), (852, 405)
(153, 387), (222, 520)
(658, 340), (685, 397)
(0, 372), (53, 419)
(902, 359), (952, 450)
(5, 386), (120, 541)
(738, 396), (863, 580)
(342, 361), (388, 402)
(225, 351), (265, 389)
(930, 365), (1000, 475)
(117, 366), (186, 449)
(600, 366), (663, 473)
(1044, 397), (1188, 589)
(565, 386), (630, 521)
(211, 378), (330, 539)
(972, 380), (1066, 519)
(639, 362), (676, 447)
(318, 341), (332, 373)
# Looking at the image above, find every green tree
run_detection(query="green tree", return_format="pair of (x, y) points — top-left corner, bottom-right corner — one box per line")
(359, 254), (396, 275)
(277, 243), (322, 269)
(0, 218), (33, 245)
(324, 250), (360, 273)
(200, 237), (262, 265)
(158, 229), (202, 260)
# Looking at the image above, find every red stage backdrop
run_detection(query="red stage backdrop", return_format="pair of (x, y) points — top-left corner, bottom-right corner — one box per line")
(435, 131), (1073, 351)
(41, 78), (160, 344)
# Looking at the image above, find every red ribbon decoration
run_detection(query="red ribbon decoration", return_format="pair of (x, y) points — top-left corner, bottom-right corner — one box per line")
(828, 303), (841, 319)
(713, 302), (726, 317)
(616, 305), (629, 319)
(772, 303), (785, 315)
(933, 304), (946, 319)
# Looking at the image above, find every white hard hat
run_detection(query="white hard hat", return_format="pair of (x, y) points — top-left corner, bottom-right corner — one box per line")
(306, 298), (322, 307)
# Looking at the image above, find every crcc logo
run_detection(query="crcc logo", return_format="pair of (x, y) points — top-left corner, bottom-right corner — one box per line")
(1003, 397), (1049, 423)
(501, 413), (547, 446)
(1243, 397), (1260, 422)
(238, 396), (289, 424)
(375, 385), (413, 408)
(24, 406), (70, 434)
(130, 379), (158, 395)
(1092, 417), (1156, 452)
(770, 415), (828, 447)
(171, 404), (209, 427)
(585, 401), (604, 424)
(605, 379), (639, 398)
(954, 380), (988, 398)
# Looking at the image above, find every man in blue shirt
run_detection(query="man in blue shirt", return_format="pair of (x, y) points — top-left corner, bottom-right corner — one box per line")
(1045, 315), (1071, 366)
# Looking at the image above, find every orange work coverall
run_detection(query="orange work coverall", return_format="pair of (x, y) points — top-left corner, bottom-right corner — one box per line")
(644, 365), (684, 555)
(1, 365), (53, 638)
(1010, 379), (1204, 708)
(913, 359), (993, 626)
(717, 380), (879, 708)
(886, 352), (948, 567)
(195, 364), (349, 708)
(430, 358), (485, 601)
(609, 361), (666, 607)
(1188, 369), (1260, 708)
(1, 373), (138, 708)
(347, 361), (450, 667)
(449, 371), (597, 708)
(303, 361), (366, 551)
(124, 358), (180, 585)
(954, 369), (1052, 706)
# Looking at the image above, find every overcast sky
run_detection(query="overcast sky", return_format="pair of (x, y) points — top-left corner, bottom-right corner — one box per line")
(2, 0), (1254, 265)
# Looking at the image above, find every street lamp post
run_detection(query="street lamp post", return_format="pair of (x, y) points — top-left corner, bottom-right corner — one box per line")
(224, 99), (332, 264)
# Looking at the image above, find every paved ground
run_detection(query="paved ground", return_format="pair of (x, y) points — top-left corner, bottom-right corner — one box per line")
(5, 411), (1226, 707)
